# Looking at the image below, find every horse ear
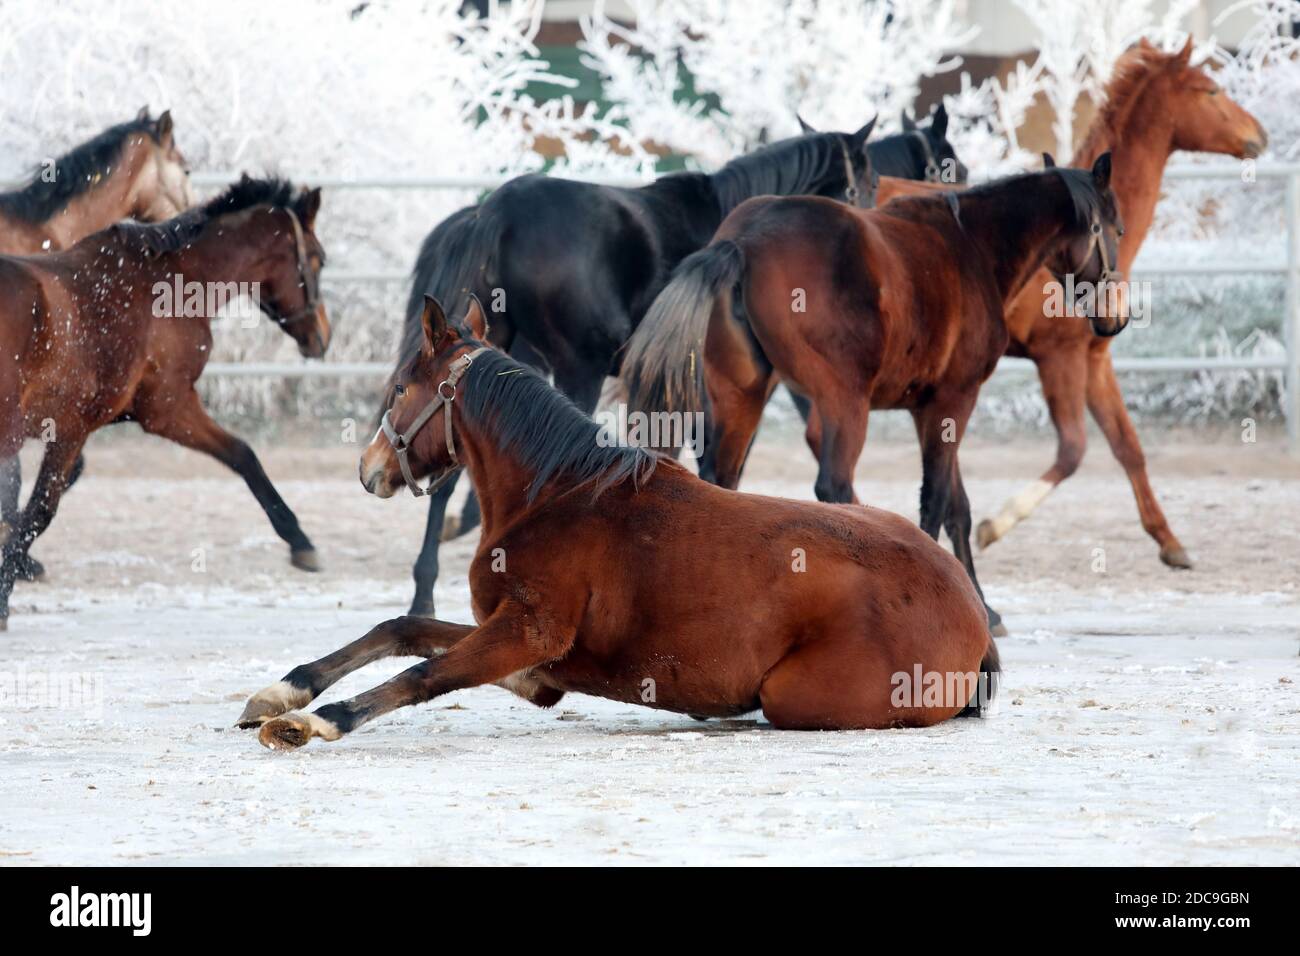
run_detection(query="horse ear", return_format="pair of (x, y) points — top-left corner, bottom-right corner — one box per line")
(851, 116), (877, 150)
(901, 112), (917, 132)
(797, 113), (817, 135)
(1091, 151), (1113, 190)
(155, 110), (174, 146)
(1176, 35), (1194, 66)
(137, 105), (151, 122)
(1042, 152), (1056, 168)
(420, 294), (450, 353)
(931, 102), (948, 139)
(298, 187), (322, 228)
(463, 293), (490, 341)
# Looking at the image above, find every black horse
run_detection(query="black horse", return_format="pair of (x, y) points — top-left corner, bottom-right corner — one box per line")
(384, 110), (965, 617)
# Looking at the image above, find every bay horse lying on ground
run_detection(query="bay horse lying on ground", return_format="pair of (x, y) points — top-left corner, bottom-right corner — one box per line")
(622, 157), (1127, 634)
(387, 118), (884, 619)
(384, 113), (967, 619)
(238, 296), (996, 748)
(883, 40), (1266, 569)
(0, 176), (330, 629)
(1, 107), (195, 581)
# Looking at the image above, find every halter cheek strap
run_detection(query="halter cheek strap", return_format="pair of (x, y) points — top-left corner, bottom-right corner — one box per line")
(910, 130), (943, 183)
(379, 346), (492, 498)
(276, 207), (321, 327)
(839, 136), (867, 208)
(1073, 211), (1113, 284)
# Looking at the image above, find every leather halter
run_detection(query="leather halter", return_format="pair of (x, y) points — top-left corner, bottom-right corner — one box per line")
(380, 346), (492, 497)
(273, 207), (321, 327)
(1071, 210), (1113, 285)
(909, 130), (943, 182)
(838, 136), (866, 207)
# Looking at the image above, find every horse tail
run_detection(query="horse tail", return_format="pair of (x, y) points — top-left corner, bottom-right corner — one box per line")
(622, 239), (745, 416)
(957, 635), (1000, 718)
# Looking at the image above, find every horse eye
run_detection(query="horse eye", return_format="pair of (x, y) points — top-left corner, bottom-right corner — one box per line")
(395, 384), (406, 397)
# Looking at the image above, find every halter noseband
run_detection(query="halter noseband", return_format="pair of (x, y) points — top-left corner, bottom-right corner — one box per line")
(379, 346), (492, 497)
(273, 207), (322, 327)
(910, 130), (943, 183)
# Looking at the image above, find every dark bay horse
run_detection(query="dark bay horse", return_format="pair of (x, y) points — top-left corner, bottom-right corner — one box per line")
(969, 40), (1266, 568)
(623, 157), (1127, 634)
(238, 296), (996, 748)
(1, 109), (195, 579)
(388, 114), (968, 618)
(0, 176), (330, 629)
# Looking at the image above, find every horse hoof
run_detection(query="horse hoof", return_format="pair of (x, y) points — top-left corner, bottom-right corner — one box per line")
(236, 680), (312, 729)
(290, 549), (321, 572)
(0, 618), (7, 632)
(440, 516), (461, 542)
(259, 711), (340, 749)
(14, 554), (46, 583)
(975, 519), (997, 551)
(1160, 546), (1193, 570)
(989, 621), (1009, 638)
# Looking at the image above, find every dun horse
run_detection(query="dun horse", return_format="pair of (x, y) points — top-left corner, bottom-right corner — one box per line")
(0, 176), (330, 629)
(1, 108), (195, 579)
(238, 297), (996, 748)
(623, 158), (1127, 634)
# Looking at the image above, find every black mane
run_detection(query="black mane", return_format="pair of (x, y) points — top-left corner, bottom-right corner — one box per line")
(112, 175), (304, 256)
(707, 132), (851, 213)
(457, 347), (657, 502)
(0, 115), (159, 223)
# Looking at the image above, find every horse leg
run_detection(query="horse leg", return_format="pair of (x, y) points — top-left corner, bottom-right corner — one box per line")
(257, 603), (575, 749)
(138, 389), (319, 571)
(811, 396), (867, 504)
(915, 400), (1003, 634)
(1085, 349), (1191, 568)
(237, 614), (564, 727)
(411, 470), (460, 617)
(977, 346), (1087, 550)
(0, 431), (86, 629)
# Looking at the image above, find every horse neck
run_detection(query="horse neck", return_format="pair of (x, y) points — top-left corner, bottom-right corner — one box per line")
(168, 211), (282, 288)
(1072, 85), (1175, 270)
(707, 138), (841, 217)
(452, 411), (539, 534)
(958, 177), (1077, 302)
(41, 144), (147, 251)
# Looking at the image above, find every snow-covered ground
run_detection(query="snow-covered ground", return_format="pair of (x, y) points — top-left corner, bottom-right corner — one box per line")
(1, 428), (1297, 865)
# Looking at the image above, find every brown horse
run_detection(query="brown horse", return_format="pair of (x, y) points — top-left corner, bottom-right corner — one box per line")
(237, 296), (996, 748)
(1, 108), (195, 580)
(884, 40), (1266, 568)
(0, 176), (330, 629)
(622, 158), (1127, 634)
(0, 108), (192, 255)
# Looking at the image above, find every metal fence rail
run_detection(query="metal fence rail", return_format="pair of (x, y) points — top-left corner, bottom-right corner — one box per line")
(9, 164), (1299, 449)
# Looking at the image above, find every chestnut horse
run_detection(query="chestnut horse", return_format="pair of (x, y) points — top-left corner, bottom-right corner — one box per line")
(623, 158), (1126, 634)
(1, 109), (195, 578)
(237, 296), (996, 748)
(0, 176), (330, 629)
(881, 40), (1265, 568)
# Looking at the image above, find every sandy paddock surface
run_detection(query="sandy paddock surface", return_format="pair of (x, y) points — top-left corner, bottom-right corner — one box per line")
(0, 420), (1298, 865)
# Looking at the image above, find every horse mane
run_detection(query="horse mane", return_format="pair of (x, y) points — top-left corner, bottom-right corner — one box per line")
(0, 114), (160, 223)
(457, 347), (657, 502)
(112, 175), (307, 256)
(706, 132), (847, 213)
(1075, 43), (1180, 161)
(960, 166), (1104, 229)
